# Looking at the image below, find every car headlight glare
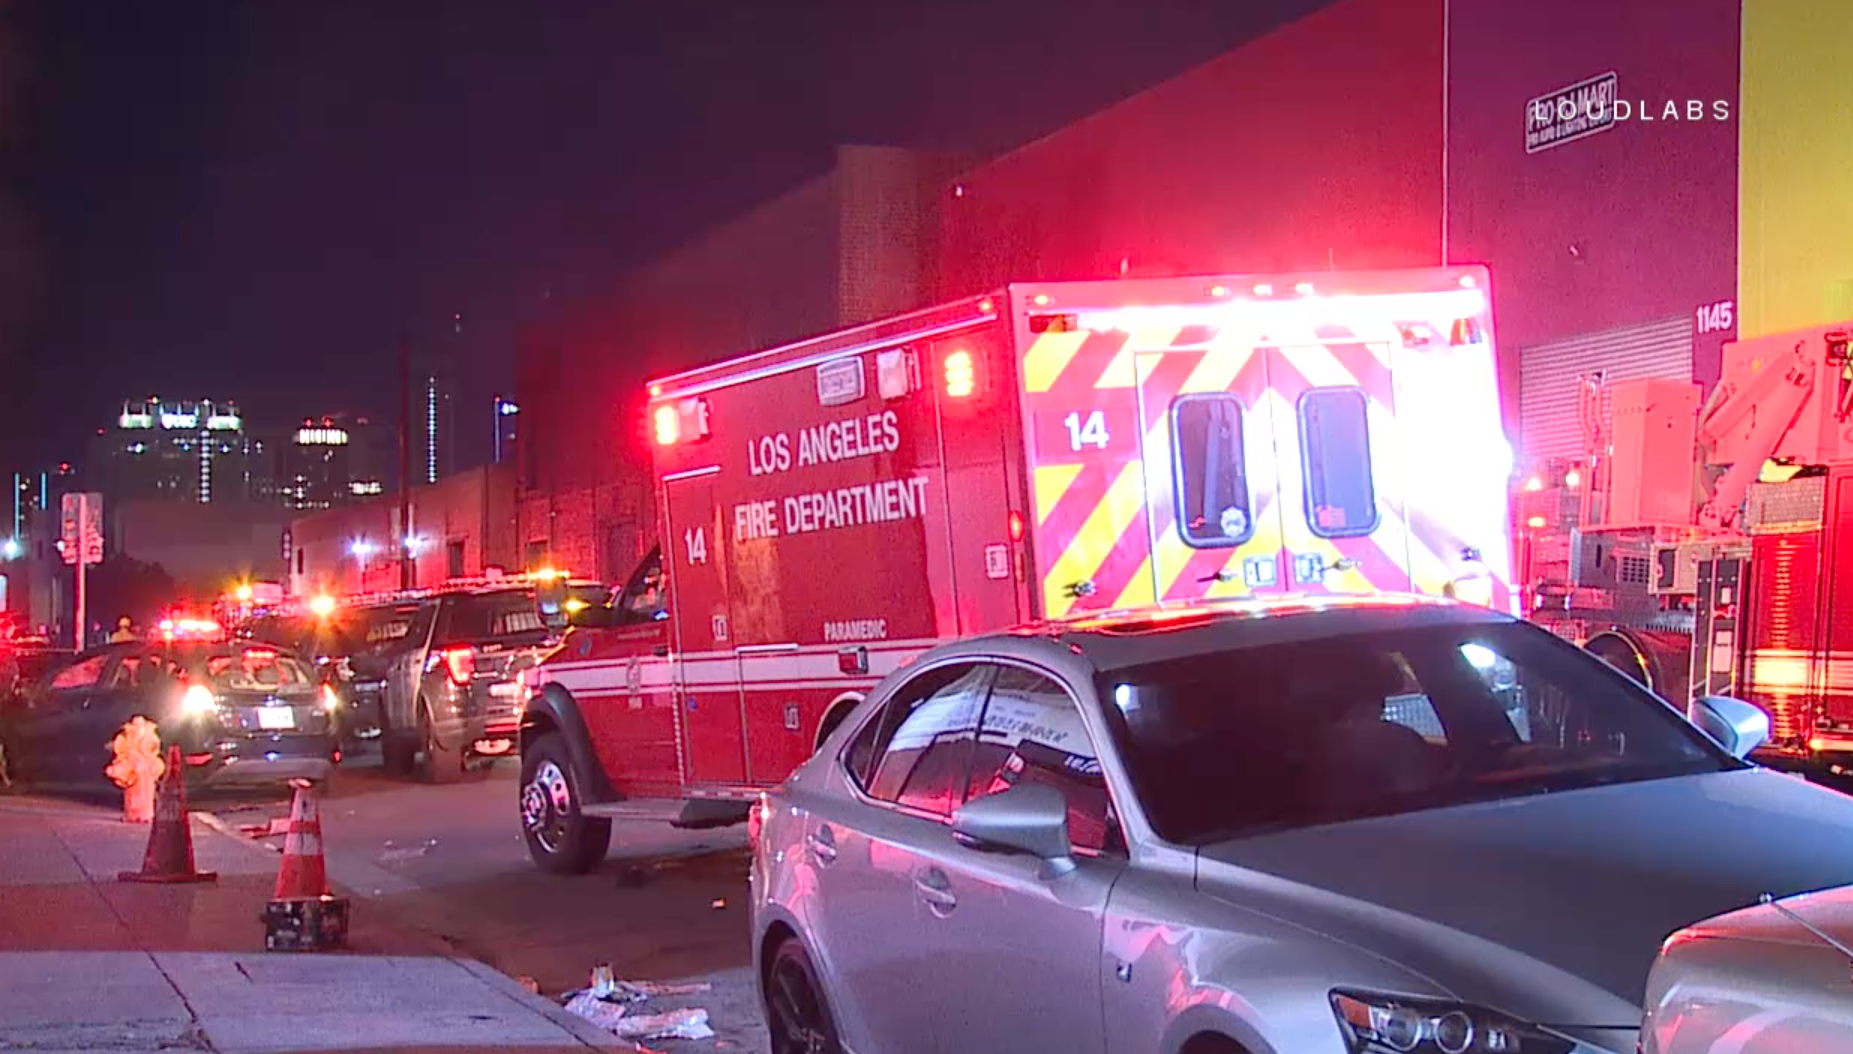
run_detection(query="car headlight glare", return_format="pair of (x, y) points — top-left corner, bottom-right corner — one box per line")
(1330, 991), (1573, 1054)
(181, 684), (219, 715)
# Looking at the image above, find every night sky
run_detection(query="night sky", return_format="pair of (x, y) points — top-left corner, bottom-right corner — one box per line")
(2, 0), (1322, 471)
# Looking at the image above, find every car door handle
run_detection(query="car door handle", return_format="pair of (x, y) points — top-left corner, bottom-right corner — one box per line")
(806, 828), (838, 866)
(914, 868), (957, 916)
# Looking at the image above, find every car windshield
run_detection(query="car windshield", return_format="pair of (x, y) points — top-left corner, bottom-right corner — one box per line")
(1097, 620), (1734, 845)
(192, 646), (318, 696)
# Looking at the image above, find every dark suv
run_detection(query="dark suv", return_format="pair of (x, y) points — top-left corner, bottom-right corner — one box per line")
(347, 581), (608, 782)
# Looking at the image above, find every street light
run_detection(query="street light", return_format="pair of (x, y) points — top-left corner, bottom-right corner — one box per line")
(404, 535), (427, 555)
(350, 539), (378, 559)
(0, 538), (19, 560)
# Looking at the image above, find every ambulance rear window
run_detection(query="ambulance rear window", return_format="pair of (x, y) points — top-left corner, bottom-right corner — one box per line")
(1298, 386), (1379, 539)
(1170, 394), (1254, 548)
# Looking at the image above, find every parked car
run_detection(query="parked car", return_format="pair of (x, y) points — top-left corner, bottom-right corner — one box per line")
(239, 607), (380, 749)
(749, 595), (1853, 1054)
(1641, 884), (1853, 1053)
(0, 638), (338, 792)
(344, 579), (607, 782)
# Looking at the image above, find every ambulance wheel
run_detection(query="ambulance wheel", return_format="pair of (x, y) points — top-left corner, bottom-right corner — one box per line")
(520, 732), (611, 875)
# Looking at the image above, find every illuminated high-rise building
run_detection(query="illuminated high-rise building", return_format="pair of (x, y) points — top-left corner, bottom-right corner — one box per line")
(92, 398), (257, 505)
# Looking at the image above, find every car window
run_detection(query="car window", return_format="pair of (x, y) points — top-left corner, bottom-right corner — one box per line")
(846, 664), (992, 818)
(49, 654), (109, 690)
(1100, 620), (1730, 845)
(439, 591), (547, 644)
(202, 649), (318, 695)
(359, 603), (433, 654)
(1297, 385), (1379, 538)
(107, 655), (147, 690)
(615, 550), (668, 624)
(966, 665), (1123, 855)
(1171, 393), (1254, 547)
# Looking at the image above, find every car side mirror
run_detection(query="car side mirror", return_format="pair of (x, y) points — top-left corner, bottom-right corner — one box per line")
(1688, 695), (1769, 759)
(951, 783), (1077, 877)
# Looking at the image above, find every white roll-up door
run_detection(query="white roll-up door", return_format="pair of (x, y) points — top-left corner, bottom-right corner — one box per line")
(1517, 316), (1693, 464)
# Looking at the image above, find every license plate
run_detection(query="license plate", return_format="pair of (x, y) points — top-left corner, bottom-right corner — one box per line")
(257, 707), (296, 730)
(488, 682), (523, 698)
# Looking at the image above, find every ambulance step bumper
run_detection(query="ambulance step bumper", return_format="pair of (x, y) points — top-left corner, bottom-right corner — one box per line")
(583, 798), (752, 829)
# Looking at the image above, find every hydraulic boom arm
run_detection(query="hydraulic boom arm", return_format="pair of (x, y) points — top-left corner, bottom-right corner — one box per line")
(1694, 340), (1817, 530)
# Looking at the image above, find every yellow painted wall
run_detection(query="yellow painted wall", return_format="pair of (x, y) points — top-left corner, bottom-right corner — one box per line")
(1739, 0), (1853, 336)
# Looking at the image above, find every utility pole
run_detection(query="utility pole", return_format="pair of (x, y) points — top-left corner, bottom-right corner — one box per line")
(398, 334), (414, 590)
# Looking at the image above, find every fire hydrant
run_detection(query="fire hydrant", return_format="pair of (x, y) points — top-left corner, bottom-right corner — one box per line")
(106, 717), (166, 823)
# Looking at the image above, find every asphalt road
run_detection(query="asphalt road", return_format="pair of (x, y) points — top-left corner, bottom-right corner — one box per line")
(202, 752), (768, 1053)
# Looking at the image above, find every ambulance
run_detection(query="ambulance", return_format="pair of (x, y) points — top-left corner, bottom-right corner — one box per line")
(517, 267), (1515, 872)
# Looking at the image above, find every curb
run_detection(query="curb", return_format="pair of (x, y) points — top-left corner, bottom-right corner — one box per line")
(191, 809), (281, 855)
(453, 959), (628, 1051)
(190, 808), (596, 1043)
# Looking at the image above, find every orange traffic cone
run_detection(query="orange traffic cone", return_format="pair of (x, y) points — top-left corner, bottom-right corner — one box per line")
(273, 780), (329, 899)
(263, 779), (348, 951)
(119, 746), (217, 884)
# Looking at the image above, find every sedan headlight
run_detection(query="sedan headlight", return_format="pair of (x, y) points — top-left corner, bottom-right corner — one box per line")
(181, 684), (220, 715)
(1331, 991), (1574, 1054)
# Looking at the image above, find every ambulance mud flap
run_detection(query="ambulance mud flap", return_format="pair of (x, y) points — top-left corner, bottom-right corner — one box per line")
(523, 685), (618, 804)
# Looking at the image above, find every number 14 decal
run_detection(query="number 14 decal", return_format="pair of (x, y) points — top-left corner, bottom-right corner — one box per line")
(1064, 410), (1110, 451)
(684, 526), (708, 565)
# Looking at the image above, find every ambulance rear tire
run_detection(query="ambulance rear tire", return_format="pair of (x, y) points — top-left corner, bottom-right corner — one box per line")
(520, 732), (611, 875)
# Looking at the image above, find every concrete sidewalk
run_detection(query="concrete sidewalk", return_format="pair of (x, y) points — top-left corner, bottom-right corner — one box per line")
(0, 795), (622, 1052)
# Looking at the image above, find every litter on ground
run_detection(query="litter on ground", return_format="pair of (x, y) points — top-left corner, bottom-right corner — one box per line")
(561, 966), (717, 1043)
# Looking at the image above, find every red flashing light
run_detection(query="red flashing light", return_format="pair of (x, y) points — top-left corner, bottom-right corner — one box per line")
(653, 404), (680, 446)
(1008, 510), (1025, 542)
(440, 646), (475, 686)
(944, 350), (975, 398)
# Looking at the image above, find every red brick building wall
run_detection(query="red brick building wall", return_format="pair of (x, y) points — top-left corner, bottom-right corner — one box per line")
(937, 0), (1448, 298)
(288, 463), (518, 597)
(517, 145), (970, 586)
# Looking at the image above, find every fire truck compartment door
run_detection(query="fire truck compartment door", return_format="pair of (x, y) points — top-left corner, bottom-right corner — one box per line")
(1134, 347), (1289, 602)
(663, 471), (747, 786)
(1265, 340), (1410, 595)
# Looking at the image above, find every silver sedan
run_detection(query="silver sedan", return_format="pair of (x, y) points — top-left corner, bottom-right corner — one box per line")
(748, 596), (1853, 1054)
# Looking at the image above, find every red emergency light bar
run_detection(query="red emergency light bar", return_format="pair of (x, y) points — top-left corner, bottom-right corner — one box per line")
(653, 397), (712, 446)
(159, 616), (224, 642)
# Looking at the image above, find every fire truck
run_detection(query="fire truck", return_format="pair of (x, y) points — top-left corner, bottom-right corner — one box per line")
(1518, 320), (1853, 768)
(516, 266), (1515, 872)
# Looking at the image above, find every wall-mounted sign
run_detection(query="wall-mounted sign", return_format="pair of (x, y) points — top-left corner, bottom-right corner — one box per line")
(1525, 72), (1619, 154)
(295, 427), (350, 446)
